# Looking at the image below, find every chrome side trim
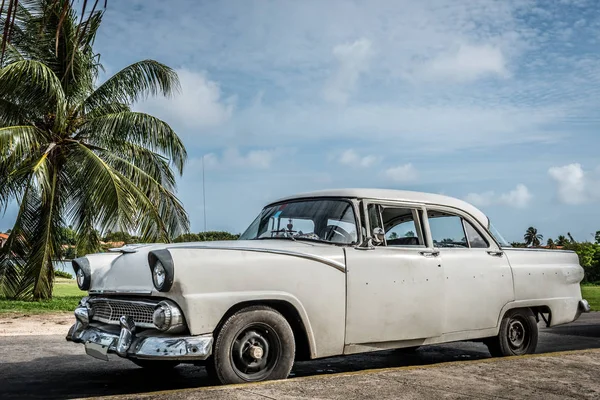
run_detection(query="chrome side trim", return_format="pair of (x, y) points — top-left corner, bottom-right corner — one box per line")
(176, 246), (346, 272)
(580, 299), (591, 313)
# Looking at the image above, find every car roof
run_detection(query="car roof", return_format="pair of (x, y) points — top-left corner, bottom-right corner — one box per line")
(268, 188), (490, 228)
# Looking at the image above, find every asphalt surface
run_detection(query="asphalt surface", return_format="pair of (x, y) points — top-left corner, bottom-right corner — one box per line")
(1, 313), (600, 400)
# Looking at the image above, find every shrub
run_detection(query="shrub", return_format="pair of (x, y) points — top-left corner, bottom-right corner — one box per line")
(54, 270), (73, 279)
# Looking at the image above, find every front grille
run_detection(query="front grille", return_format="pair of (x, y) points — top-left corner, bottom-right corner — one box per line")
(89, 298), (157, 329)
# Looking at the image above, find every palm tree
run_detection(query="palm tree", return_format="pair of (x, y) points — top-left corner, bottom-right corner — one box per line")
(524, 227), (543, 247)
(556, 235), (569, 246)
(0, 1), (106, 66)
(546, 238), (557, 249)
(0, 1), (188, 300)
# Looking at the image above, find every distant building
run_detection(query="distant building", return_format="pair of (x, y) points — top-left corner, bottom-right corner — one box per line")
(0, 233), (8, 248)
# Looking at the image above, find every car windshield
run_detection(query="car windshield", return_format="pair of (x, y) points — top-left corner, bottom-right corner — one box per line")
(239, 199), (358, 245)
(489, 222), (511, 247)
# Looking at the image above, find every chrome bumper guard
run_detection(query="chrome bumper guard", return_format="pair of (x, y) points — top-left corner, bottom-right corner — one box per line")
(66, 304), (213, 361)
(579, 299), (591, 313)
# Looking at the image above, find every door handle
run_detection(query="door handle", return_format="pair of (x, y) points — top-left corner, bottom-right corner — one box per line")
(487, 250), (504, 257)
(420, 250), (440, 257)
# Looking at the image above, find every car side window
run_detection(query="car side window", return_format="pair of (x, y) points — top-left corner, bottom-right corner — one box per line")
(382, 207), (425, 247)
(367, 204), (382, 233)
(463, 220), (489, 248)
(427, 212), (468, 248)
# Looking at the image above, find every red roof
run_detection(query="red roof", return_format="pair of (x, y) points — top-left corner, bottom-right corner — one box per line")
(0, 233), (9, 240)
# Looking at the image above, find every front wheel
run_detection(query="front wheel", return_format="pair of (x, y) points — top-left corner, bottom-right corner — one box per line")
(485, 308), (538, 357)
(209, 306), (295, 384)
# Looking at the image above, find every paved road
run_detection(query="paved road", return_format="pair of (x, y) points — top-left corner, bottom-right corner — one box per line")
(1, 313), (599, 400)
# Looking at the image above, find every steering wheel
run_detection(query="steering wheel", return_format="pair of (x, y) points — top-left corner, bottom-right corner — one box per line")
(321, 225), (353, 243)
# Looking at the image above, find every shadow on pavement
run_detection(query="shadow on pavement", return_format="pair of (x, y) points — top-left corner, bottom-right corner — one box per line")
(1, 315), (599, 400)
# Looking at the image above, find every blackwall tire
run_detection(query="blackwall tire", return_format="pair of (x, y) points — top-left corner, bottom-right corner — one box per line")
(209, 306), (295, 384)
(485, 308), (538, 357)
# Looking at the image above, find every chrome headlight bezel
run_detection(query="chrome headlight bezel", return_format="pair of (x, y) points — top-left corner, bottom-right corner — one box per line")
(72, 257), (91, 291)
(152, 301), (185, 333)
(148, 250), (175, 292)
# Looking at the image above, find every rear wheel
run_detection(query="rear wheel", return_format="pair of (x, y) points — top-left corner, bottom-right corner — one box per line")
(209, 306), (295, 384)
(485, 308), (538, 357)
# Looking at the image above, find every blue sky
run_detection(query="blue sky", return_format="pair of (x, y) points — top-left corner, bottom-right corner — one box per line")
(2, 0), (600, 242)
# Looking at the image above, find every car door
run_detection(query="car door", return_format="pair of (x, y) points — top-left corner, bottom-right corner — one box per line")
(426, 208), (514, 334)
(344, 201), (445, 345)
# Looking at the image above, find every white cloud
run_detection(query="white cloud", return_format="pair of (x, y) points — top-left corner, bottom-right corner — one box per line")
(548, 163), (600, 204)
(499, 184), (533, 208)
(135, 69), (233, 130)
(201, 148), (278, 170)
(422, 43), (509, 82)
(323, 38), (372, 104)
(464, 191), (496, 207)
(384, 163), (418, 183)
(465, 184), (532, 208)
(338, 149), (380, 168)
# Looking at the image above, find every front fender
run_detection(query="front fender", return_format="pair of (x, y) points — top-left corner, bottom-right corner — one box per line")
(161, 246), (347, 359)
(182, 290), (317, 358)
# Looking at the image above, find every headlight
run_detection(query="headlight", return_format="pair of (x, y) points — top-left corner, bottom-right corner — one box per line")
(148, 250), (174, 292)
(152, 301), (184, 333)
(152, 261), (166, 290)
(72, 257), (91, 290)
(76, 268), (85, 288)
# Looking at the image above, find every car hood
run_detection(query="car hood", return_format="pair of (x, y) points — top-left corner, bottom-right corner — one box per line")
(83, 240), (346, 294)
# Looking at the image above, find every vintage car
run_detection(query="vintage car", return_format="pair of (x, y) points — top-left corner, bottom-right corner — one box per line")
(66, 189), (590, 384)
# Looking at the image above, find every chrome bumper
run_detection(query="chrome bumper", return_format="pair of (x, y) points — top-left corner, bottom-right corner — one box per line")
(579, 299), (591, 313)
(66, 304), (213, 361)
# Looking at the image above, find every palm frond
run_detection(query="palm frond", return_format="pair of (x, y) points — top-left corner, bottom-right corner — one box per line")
(65, 141), (136, 233)
(100, 150), (188, 238)
(0, 99), (30, 126)
(0, 59), (66, 121)
(81, 111), (187, 173)
(15, 162), (62, 299)
(80, 60), (180, 114)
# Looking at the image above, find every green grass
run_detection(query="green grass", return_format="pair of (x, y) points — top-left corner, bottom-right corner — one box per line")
(0, 278), (85, 315)
(2, 280), (600, 315)
(581, 285), (600, 311)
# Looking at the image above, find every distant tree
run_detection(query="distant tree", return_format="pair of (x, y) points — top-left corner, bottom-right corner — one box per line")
(405, 231), (415, 237)
(173, 233), (202, 243)
(546, 238), (557, 249)
(388, 232), (398, 240)
(556, 235), (569, 246)
(568, 232), (576, 244)
(595, 231), (600, 244)
(510, 242), (527, 248)
(102, 231), (134, 244)
(60, 226), (77, 246)
(564, 241), (600, 283)
(174, 231), (240, 243)
(524, 227), (543, 247)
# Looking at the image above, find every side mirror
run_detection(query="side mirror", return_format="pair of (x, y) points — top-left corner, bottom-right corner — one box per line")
(372, 227), (385, 244)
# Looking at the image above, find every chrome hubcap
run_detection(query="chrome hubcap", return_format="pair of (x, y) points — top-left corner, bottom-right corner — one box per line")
(249, 344), (264, 360)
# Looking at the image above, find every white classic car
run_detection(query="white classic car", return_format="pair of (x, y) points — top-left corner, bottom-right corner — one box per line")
(67, 189), (590, 384)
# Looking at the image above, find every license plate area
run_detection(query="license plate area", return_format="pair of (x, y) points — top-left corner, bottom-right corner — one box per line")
(85, 341), (110, 361)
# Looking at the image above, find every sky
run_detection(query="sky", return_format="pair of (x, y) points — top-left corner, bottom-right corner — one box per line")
(2, 0), (600, 243)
